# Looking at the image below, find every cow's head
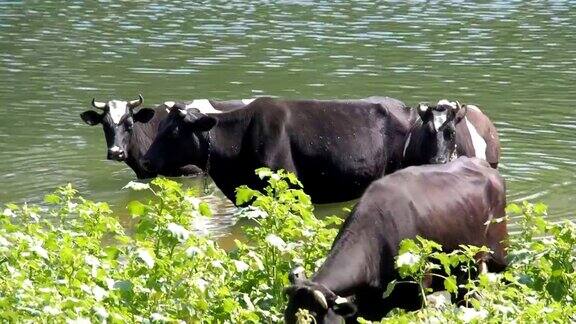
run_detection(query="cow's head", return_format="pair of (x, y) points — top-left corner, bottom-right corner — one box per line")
(404, 99), (467, 165)
(284, 267), (356, 324)
(142, 102), (217, 174)
(80, 95), (155, 161)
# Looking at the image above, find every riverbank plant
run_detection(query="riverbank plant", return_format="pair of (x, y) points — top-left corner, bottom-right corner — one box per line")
(0, 170), (575, 323)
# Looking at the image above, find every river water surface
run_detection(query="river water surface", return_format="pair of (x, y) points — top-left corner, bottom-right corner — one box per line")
(0, 1), (574, 235)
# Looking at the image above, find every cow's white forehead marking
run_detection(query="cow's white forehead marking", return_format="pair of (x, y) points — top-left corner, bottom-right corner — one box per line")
(465, 117), (487, 160)
(432, 110), (448, 131)
(186, 99), (221, 114)
(437, 99), (456, 108)
(108, 100), (128, 124)
(110, 146), (121, 152)
(242, 98), (255, 105)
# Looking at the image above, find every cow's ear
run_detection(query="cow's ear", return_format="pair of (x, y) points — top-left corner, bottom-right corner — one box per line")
(417, 103), (432, 122)
(454, 102), (468, 124)
(185, 115), (217, 132)
(80, 111), (102, 126)
(133, 108), (155, 123)
(332, 298), (357, 318)
(283, 286), (298, 298)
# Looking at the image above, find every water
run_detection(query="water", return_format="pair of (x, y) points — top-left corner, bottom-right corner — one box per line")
(1, 1), (574, 235)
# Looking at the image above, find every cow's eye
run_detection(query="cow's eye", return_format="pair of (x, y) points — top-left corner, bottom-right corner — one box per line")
(171, 126), (179, 138)
(444, 129), (455, 141)
(125, 118), (134, 129)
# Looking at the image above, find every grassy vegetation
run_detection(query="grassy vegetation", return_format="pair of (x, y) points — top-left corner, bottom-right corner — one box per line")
(0, 170), (574, 323)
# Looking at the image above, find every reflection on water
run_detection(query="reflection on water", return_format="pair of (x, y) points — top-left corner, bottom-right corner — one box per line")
(0, 1), (574, 235)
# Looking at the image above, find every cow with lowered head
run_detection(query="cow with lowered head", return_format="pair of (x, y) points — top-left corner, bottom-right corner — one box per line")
(284, 157), (508, 323)
(142, 96), (412, 204)
(80, 95), (251, 179)
(402, 99), (500, 168)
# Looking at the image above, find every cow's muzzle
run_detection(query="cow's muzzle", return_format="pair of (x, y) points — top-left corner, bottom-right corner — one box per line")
(431, 156), (448, 164)
(107, 146), (126, 161)
(141, 158), (155, 172)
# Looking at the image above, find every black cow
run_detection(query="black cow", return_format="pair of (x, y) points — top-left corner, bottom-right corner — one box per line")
(284, 157), (508, 323)
(80, 95), (252, 179)
(402, 99), (501, 168)
(142, 96), (411, 203)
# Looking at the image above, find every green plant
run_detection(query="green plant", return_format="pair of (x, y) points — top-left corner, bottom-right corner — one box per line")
(363, 202), (576, 323)
(1, 171), (575, 323)
(0, 169), (341, 323)
(229, 168), (342, 321)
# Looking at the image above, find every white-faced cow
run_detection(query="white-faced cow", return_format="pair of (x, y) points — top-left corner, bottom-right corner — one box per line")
(284, 157), (508, 323)
(402, 99), (500, 168)
(142, 96), (411, 204)
(80, 95), (253, 179)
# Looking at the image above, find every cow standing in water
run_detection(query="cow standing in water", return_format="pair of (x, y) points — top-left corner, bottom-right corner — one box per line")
(80, 95), (252, 179)
(402, 99), (501, 168)
(284, 157), (508, 323)
(142, 96), (411, 204)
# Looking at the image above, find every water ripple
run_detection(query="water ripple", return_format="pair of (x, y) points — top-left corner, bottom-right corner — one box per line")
(0, 0), (574, 231)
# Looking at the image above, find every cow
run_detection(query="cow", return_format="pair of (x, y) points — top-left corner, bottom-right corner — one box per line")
(80, 95), (253, 179)
(283, 157), (508, 323)
(141, 96), (412, 204)
(402, 99), (501, 168)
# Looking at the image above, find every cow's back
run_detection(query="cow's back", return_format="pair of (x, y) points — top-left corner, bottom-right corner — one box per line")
(204, 96), (412, 203)
(210, 100), (251, 112)
(355, 157), (507, 263)
(246, 98), (409, 202)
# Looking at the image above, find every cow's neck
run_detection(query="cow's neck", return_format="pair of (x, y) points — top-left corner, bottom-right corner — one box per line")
(127, 108), (165, 168)
(402, 124), (426, 167)
(197, 111), (256, 201)
(202, 111), (253, 173)
(128, 122), (156, 162)
(311, 223), (382, 296)
(195, 131), (212, 173)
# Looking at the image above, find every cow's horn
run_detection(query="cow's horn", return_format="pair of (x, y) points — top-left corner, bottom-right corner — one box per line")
(334, 296), (348, 305)
(92, 98), (107, 110)
(178, 108), (188, 117)
(128, 94), (143, 109)
(313, 290), (328, 310)
(454, 101), (462, 110)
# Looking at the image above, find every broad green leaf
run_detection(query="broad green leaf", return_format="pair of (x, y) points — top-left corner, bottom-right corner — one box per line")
(533, 203), (548, 215)
(383, 280), (397, 299)
(506, 203), (522, 215)
(255, 167), (273, 179)
(235, 186), (256, 205)
(444, 275), (458, 293)
(43, 194), (61, 204)
(199, 202), (212, 217)
(126, 200), (146, 216)
(546, 278), (568, 301)
(222, 298), (237, 313)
